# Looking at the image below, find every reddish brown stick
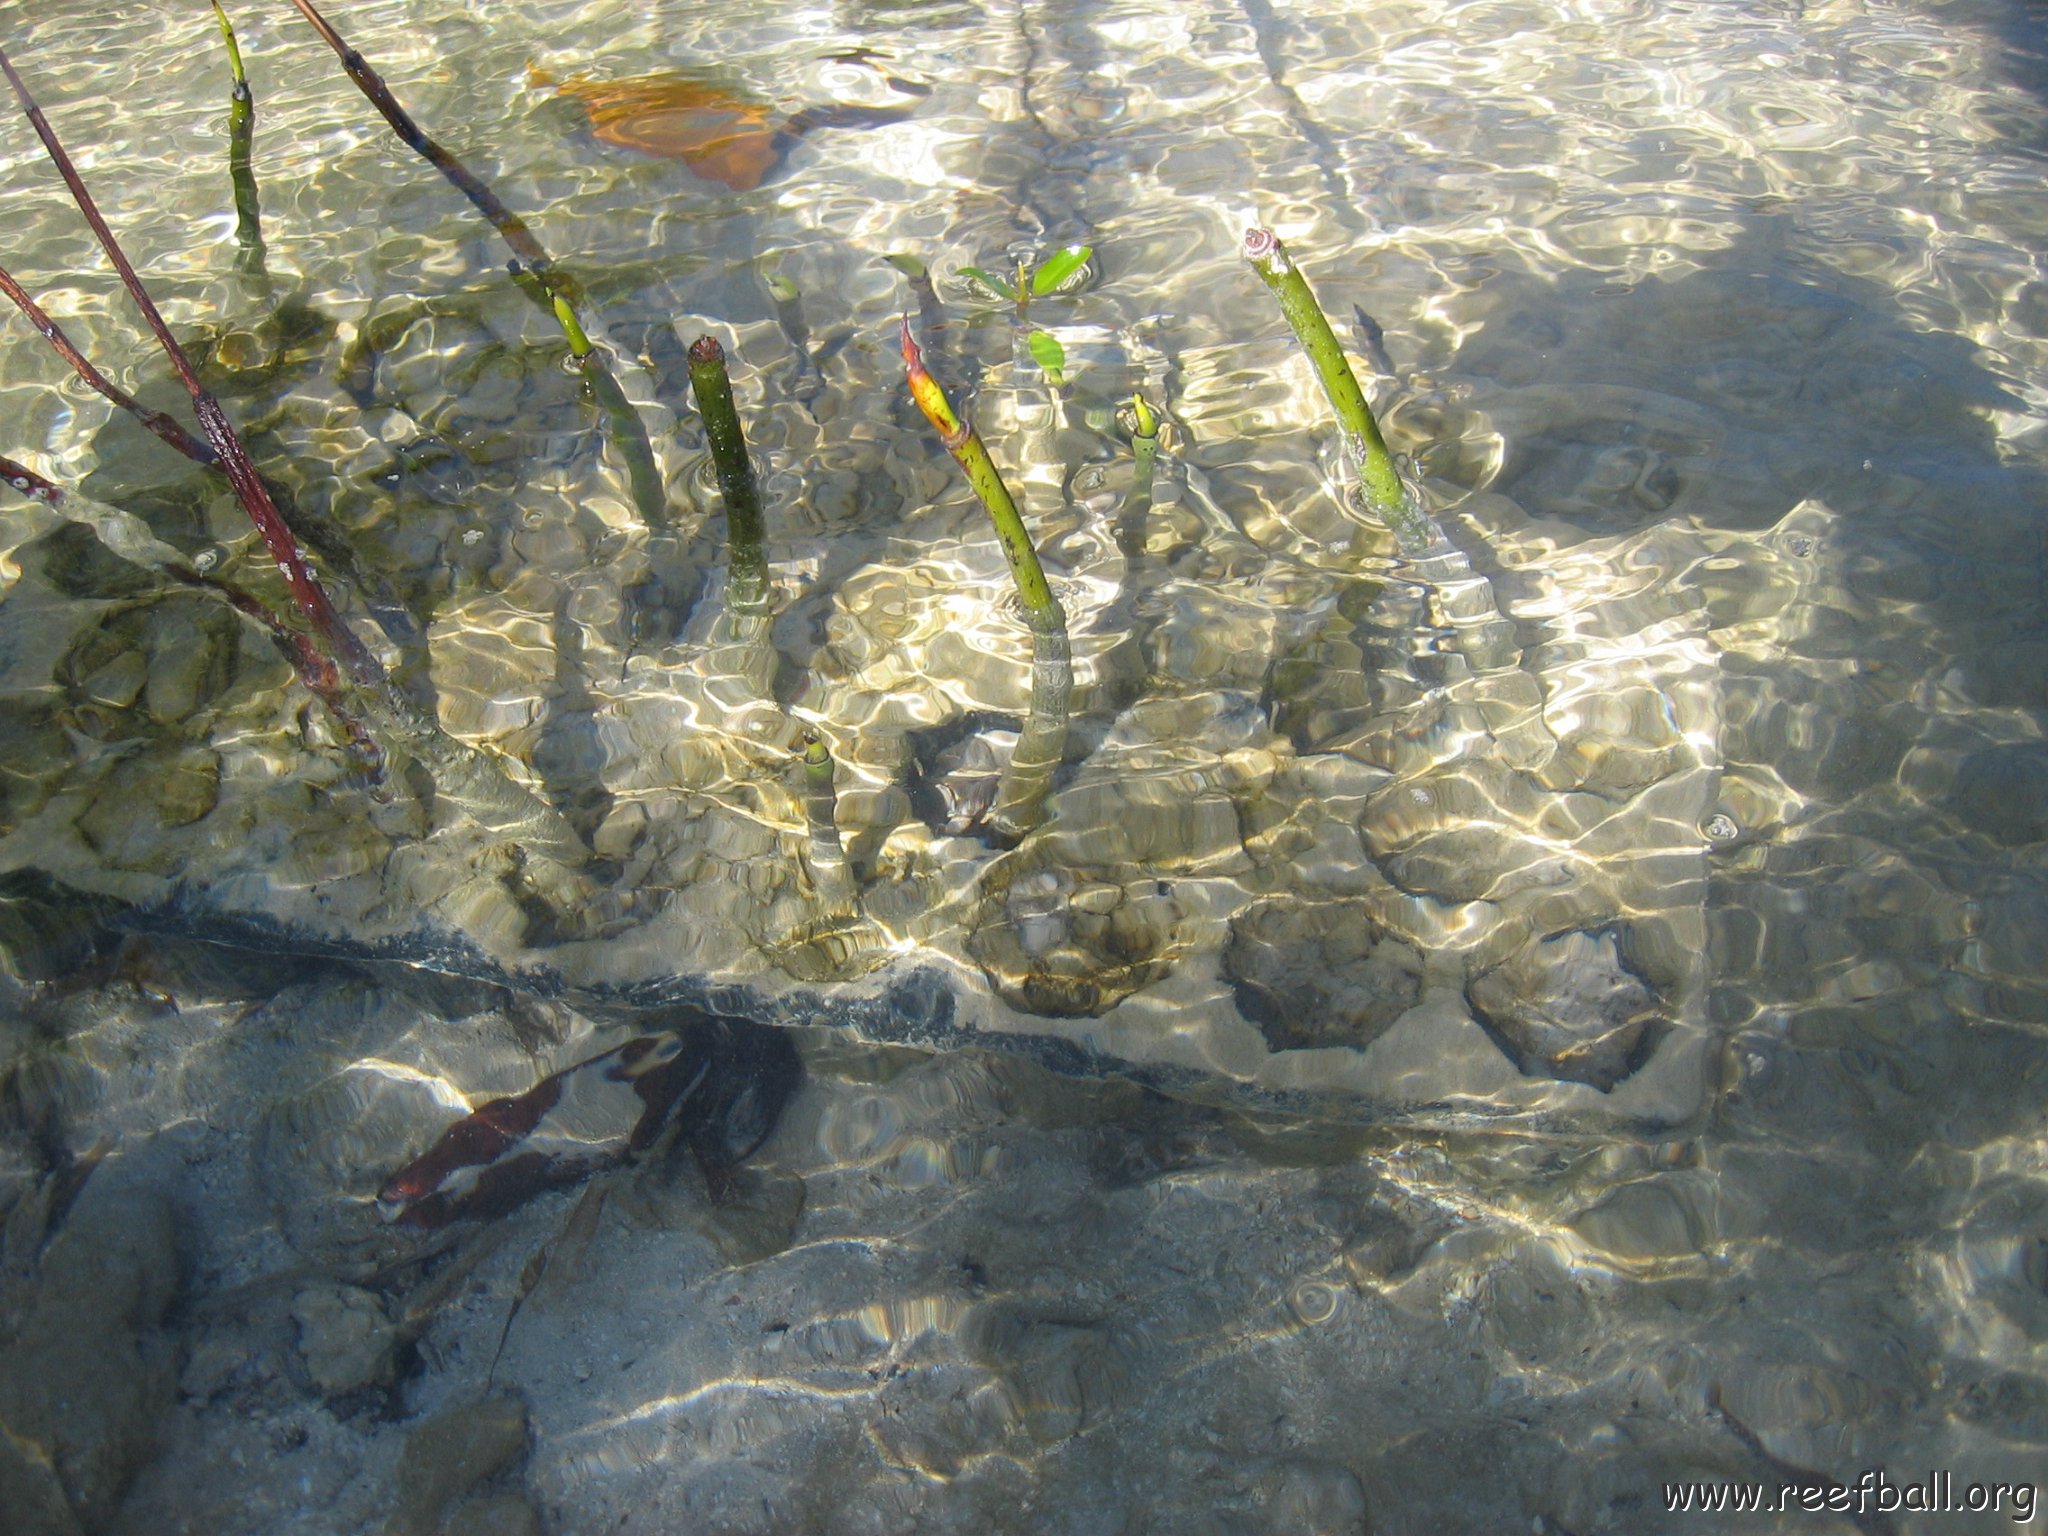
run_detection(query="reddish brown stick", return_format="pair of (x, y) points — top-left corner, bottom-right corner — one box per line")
(285, 0), (562, 289)
(178, 571), (386, 780)
(0, 454), (385, 781)
(0, 453), (65, 505)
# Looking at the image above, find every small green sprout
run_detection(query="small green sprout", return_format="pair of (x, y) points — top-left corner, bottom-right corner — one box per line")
(958, 243), (1094, 315)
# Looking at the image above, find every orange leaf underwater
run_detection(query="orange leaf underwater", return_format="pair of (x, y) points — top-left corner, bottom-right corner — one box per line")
(533, 65), (928, 192)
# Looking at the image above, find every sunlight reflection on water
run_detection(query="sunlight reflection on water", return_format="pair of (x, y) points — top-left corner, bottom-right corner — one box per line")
(0, 0), (2045, 1530)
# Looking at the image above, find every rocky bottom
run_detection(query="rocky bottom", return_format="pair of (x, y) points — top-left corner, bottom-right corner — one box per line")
(2, 929), (2044, 1535)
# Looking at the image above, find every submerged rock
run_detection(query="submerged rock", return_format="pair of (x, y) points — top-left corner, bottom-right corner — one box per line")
(1465, 928), (1663, 1091)
(967, 853), (1185, 1018)
(1947, 742), (2048, 846)
(0, 870), (118, 985)
(909, 717), (1017, 837)
(444, 1492), (543, 1536)
(292, 1284), (399, 1397)
(1255, 1458), (1371, 1535)
(0, 1178), (180, 1532)
(1224, 898), (1423, 1051)
(388, 1393), (528, 1536)
(0, 1438), (83, 1536)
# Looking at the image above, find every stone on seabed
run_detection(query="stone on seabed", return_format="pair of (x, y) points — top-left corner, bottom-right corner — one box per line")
(0, 1179), (180, 1534)
(292, 1284), (399, 1397)
(386, 1392), (530, 1536)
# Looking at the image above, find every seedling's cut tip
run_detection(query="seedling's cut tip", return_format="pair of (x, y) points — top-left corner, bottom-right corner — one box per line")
(554, 294), (593, 358)
(900, 317), (962, 439)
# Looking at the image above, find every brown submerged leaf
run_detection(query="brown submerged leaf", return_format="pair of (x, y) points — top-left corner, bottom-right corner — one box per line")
(533, 65), (924, 191)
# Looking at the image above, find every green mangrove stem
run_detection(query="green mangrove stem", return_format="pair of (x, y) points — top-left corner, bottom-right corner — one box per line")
(802, 731), (835, 796)
(900, 317), (1067, 637)
(1241, 227), (1394, 492)
(686, 336), (769, 609)
(901, 317), (1073, 839)
(513, 279), (650, 523)
(1119, 390), (1160, 559)
(212, 2), (267, 275)
(552, 294), (591, 359)
(1131, 399), (1159, 492)
(586, 357), (666, 527)
(764, 270), (823, 408)
(984, 627), (1072, 842)
(541, 288), (658, 524)
(1129, 390), (1157, 440)
(798, 730), (854, 904)
(210, 0), (246, 85)
(1242, 226), (1435, 552)
(226, 83), (266, 273)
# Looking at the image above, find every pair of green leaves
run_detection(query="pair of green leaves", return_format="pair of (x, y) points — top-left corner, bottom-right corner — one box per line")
(959, 243), (1093, 306)
(959, 244), (1094, 386)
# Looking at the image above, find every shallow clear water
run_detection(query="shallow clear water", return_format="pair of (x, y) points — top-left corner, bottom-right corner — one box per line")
(1, 0), (2046, 1530)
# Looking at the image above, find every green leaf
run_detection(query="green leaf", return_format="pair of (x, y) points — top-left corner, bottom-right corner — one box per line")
(959, 266), (1020, 303)
(1029, 243), (1093, 296)
(1028, 328), (1067, 382)
(882, 253), (928, 279)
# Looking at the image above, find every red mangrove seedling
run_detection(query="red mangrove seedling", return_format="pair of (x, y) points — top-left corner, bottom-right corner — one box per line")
(1128, 390), (1159, 483)
(286, 0), (569, 316)
(1244, 229), (1526, 669)
(1241, 226), (1441, 555)
(210, 1), (266, 279)
(901, 319), (1064, 638)
(961, 243), (1093, 384)
(900, 317), (1072, 840)
(763, 269), (824, 410)
(0, 40), (379, 689)
(883, 253), (947, 364)
(287, 0), (667, 524)
(563, 296), (665, 526)
(960, 241), (1093, 317)
(685, 336), (770, 614)
(901, 318), (1066, 638)
(1, 43), (592, 874)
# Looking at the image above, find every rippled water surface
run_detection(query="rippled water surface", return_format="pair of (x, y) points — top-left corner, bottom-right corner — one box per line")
(1, 0), (2046, 1530)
